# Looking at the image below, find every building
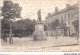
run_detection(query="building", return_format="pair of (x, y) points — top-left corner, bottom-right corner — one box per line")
(45, 3), (79, 36)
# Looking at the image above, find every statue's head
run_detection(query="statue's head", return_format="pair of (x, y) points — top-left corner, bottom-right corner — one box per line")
(38, 10), (41, 22)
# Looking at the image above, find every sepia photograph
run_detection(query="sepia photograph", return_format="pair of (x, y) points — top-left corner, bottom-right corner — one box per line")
(0, 0), (79, 52)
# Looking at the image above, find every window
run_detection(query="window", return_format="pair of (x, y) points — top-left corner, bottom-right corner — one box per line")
(65, 15), (66, 18)
(65, 15), (66, 20)
(71, 14), (73, 17)
(68, 14), (70, 19)
(61, 16), (63, 22)
(51, 18), (53, 21)
(68, 21), (70, 25)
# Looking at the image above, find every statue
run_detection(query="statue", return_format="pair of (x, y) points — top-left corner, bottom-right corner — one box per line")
(33, 9), (46, 41)
(37, 10), (41, 22)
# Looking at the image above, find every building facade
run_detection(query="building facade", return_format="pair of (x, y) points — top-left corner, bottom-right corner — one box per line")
(45, 3), (79, 36)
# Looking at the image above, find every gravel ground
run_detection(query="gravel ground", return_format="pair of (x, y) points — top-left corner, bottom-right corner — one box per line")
(0, 36), (79, 52)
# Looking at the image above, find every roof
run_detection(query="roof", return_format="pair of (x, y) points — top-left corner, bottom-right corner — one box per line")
(46, 3), (78, 19)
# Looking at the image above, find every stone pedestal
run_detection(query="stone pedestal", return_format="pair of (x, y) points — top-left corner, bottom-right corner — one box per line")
(33, 21), (46, 41)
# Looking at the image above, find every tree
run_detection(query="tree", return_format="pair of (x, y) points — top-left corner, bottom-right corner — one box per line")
(1, 0), (22, 44)
(1, 19), (10, 34)
(12, 19), (36, 37)
(50, 19), (60, 30)
(73, 19), (79, 43)
(1, 18), (10, 42)
(73, 19), (79, 36)
(1, 1), (22, 19)
(73, 19), (79, 30)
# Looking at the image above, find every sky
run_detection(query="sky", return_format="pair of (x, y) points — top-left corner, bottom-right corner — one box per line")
(0, 0), (78, 21)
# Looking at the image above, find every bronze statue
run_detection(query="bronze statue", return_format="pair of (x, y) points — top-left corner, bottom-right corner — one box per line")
(37, 10), (41, 22)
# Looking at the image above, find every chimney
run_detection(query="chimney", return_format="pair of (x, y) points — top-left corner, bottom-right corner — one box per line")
(66, 4), (70, 9)
(55, 7), (58, 13)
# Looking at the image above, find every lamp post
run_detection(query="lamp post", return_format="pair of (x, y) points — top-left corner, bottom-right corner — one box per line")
(0, 18), (1, 46)
(0, 14), (1, 46)
(9, 19), (16, 44)
(9, 19), (13, 44)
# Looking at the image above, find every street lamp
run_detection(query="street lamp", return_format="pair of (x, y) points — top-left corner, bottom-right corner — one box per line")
(0, 12), (1, 46)
(9, 19), (15, 44)
(9, 19), (13, 44)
